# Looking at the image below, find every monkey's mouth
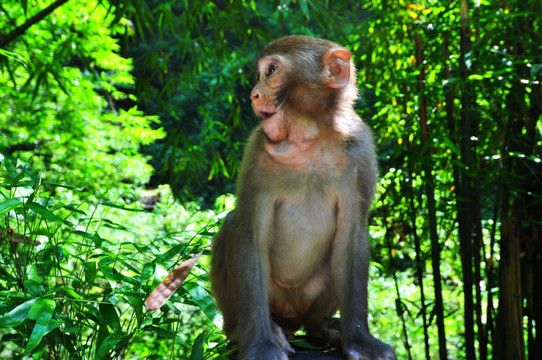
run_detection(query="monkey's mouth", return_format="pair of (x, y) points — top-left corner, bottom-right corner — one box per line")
(259, 111), (277, 120)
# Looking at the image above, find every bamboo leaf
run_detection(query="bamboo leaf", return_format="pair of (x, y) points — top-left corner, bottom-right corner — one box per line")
(25, 201), (70, 225)
(189, 331), (206, 360)
(95, 332), (126, 360)
(299, 0), (310, 20)
(0, 199), (23, 216)
(102, 201), (146, 212)
(0, 298), (39, 328)
(184, 282), (218, 324)
(25, 298), (56, 354)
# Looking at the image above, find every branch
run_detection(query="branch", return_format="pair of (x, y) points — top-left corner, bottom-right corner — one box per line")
(0, 0), (71, 49)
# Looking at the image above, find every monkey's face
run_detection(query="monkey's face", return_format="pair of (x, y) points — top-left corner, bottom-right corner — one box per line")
(250, 55), (289, 143)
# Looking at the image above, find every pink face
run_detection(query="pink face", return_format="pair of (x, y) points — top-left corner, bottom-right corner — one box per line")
(250, 56), (288, 143)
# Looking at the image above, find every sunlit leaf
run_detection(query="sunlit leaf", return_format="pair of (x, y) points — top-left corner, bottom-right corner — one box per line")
(0, 199), (22, 216)
(184, 282), (218, 324)
(25, 202), (69, 225)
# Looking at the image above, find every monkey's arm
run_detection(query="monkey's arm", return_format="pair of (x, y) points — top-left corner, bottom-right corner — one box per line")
(228, 134), (290, 359)
(332, 141), (395, 359)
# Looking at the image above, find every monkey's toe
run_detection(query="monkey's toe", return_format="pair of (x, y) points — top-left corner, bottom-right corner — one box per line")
(240, 341), (289, 360)
(345, 342), (396, 360)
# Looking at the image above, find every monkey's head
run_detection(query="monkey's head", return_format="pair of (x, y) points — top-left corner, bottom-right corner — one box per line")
(250, 35), (358, 143)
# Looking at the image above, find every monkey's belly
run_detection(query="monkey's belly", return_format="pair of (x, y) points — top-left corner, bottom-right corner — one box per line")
(268, 197), (336, 317)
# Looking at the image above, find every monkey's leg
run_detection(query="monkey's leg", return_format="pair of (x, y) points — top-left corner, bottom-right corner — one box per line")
(334, 224), (397, 360)
(220, 210), (289, 360)
(305, 317), (342, 349)
(302, 283), (342, 348)
(210, 212), (238, 338)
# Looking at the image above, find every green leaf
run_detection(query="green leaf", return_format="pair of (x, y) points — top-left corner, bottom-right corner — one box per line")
(21, 0), (28, 15)
(189, 331), (206, 360)
(99, 264), (139, 286)
(95, 332), (126, 360)
(184, 282), (218, 324)
(291, 338), (330, 350)
(140, 262), (155, 284)
(42, 181), (83, 191)
(440, 135), (461, 156)
(0, 49), (27, 65)
(92, 232), (103, 247)
(102, 201), (146, 212)
(25, 298), (56, 354)
(83, 303), (107, 327)
(25, 202), (69, 225)
(142, 325), (175, 339)
(99, 303), (121, 333)
(299, 0), (310, 20)
(44, 286), (82, 300)
(156, 242), (189, 263)
(123, 292), (144, 326)
(0, 298), (38, 328)
(0, 199), (22, 216)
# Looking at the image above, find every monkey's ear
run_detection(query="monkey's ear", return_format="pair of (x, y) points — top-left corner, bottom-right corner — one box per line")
(324, 48), (351, 89)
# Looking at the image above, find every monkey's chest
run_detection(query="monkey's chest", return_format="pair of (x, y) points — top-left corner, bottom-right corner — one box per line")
(268, 190), (337, 289)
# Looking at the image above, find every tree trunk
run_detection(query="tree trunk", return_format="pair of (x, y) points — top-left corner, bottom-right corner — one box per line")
(494, 85), (526, 360)
(458, 2), (476, 359)
(415, 32), (448, 360)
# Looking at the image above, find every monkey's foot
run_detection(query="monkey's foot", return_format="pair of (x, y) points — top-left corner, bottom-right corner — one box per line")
(240, 340), (291, 360)
(272, 321), (296, 356)
(344, 339), (396, 360)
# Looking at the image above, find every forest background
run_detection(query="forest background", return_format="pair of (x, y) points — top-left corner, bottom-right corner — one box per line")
(0, 1), (540, 359)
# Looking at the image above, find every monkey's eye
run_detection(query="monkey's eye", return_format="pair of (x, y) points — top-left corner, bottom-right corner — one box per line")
(265, 63), (277, 77)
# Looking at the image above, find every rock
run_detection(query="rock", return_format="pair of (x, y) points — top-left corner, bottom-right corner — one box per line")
(227, 336), (344, 359)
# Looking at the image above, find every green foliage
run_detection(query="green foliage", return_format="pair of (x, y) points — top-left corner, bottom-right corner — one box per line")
(0, 159), (228, 358)
(0, 0), (164, 194)
(122, 0), (367, 204)
(1, 1), (223, 359)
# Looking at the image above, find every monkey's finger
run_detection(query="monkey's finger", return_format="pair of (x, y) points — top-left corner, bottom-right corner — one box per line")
(144, 251), (203, 311)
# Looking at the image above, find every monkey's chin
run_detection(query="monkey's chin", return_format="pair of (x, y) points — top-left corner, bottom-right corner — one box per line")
(262, 113), (288, 143)
(263, 132), (283, 145)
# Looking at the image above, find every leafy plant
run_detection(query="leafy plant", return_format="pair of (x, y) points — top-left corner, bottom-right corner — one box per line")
(0, 155), (229, 359)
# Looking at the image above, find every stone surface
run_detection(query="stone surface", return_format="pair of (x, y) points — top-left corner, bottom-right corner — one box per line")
(290, 337), (343, 359)
(228, 337), (345, 359)
(291, 348), (343, 359)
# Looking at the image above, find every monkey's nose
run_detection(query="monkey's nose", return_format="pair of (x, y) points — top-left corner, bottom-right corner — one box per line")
(250, 88), (260, 101)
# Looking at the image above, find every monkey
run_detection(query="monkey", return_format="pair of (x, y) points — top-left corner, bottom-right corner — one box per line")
(209, 35), (396, 360)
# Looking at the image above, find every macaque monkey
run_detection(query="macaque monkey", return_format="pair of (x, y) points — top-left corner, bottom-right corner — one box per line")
(210, 35), (396, 360)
